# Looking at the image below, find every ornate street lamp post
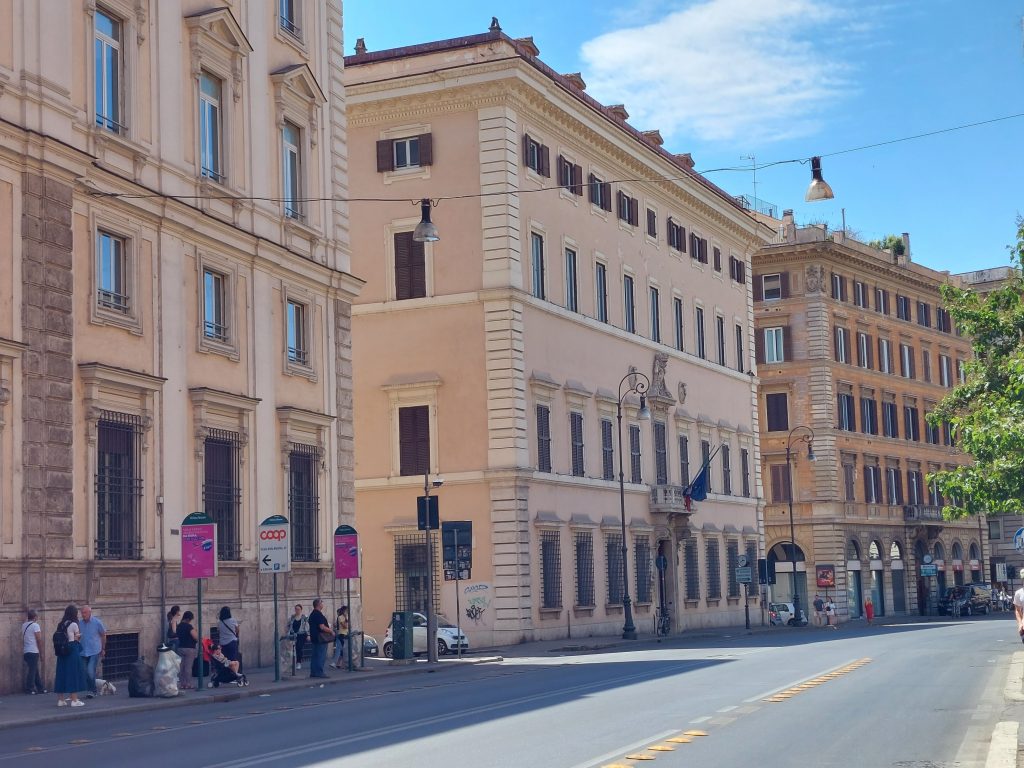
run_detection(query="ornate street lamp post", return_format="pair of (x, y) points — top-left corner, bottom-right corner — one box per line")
(617, 370), (651, 639)
(785, 425), (815, 626)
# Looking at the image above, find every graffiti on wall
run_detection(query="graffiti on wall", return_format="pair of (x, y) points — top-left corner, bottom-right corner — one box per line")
(463, 582), (491, 624)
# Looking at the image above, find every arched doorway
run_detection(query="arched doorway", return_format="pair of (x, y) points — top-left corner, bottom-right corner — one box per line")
(934, 541), (947, 594)
(868, 540), (885, 616)
(969, 542), (981, 583)
(768, 542), (808, 612)
(890, 541), (906, 613)
(952, 541), (964, 586)
(847, 539), (863, 619)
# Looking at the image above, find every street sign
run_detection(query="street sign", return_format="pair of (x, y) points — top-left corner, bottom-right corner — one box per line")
(735, 566), (752, 584)
(334, 524), (359, 579)
(738, 554), (749, 568)
(920, 564), (938, 577)
(442, 521), (472, 581)
(417, 496), (439, 530)
(1015, 528), (1024, 552)
(258, 514), (290, 573)
(181, 512), (217, 579)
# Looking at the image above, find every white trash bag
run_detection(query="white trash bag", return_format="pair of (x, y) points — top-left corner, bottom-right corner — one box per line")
(153, 645), (182, 697)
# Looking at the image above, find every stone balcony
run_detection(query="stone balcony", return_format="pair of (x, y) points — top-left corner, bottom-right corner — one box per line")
(902, 504), (944, 522)
(649, 484), (694, 538)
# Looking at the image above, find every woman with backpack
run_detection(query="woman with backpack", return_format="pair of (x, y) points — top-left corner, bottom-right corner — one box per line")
(53, 604), (88, 707)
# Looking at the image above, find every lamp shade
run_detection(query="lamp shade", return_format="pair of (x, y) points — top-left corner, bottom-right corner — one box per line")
(804, 156), (834, 202)
(413, 199), (440, 242)
(638, 395), (651, 421)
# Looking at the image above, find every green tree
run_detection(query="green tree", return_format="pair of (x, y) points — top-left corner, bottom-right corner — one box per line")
(928, 217), (1024, 518)
(867, 234), (905, 255)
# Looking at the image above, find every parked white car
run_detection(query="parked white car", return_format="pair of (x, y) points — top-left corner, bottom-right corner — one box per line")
(769, 602), (808, 626)
(382, 612), (469, 658)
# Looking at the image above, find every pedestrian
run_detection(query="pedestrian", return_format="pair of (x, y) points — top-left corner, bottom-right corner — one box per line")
(825, 598), (837, 628)
(218, 606), (240, 663)
(285, 604), (309, 670)
(1013, 570), (1024, 644)
(330, 606), (349, 669)
(176, 610), (199, 690)
(78, 605), (106, 698)
(166, 605), (181, 651)
(53, 604), (87, 708)
(812, 594), (825, 627)
(21, 608), (46, 694)
(308, 598), (332, 678)
(864, 595), (874, 624)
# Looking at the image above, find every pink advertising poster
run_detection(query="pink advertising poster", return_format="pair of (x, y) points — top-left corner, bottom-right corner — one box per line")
(334, 529), (359, 580)
(181, 517), (217, 579)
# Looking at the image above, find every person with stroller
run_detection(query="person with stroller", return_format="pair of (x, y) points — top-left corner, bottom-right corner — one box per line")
(284, 604), (309, 670)
(208, 643), (248, 687)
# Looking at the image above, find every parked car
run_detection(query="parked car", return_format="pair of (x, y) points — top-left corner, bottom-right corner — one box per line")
(769, 602), (808, 626)
(382, 612), (469, 658)
(937, 585), (992, 616)
(362, 633), (379, 657)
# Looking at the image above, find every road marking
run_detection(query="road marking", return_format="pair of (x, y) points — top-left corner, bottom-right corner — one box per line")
(683, 730), (708, 737)
(649, 745), (675, 751)
(762, 659), (871, 702)
(666, 737), (692, 743)
(688, 717), (711, 724)
(717, 705), (737, 712)
(744, 657), (868, 702)
(625, 754), (656, 761)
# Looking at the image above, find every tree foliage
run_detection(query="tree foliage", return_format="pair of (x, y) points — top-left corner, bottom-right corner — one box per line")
(867, 234), (905, 255)
(928, 217), (1024, 518)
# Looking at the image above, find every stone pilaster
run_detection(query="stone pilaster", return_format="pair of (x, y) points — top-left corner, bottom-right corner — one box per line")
(489, 477), (533, 641)
(20, 173), (74, 560)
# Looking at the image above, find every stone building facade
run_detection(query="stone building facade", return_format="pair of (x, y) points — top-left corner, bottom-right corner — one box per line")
(0, 1), (359, 692)
(754, 216), (988, 621)
(345, 26), (774, 647)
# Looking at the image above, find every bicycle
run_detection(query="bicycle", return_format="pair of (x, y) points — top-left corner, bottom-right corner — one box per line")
(655, 608), (671, 636)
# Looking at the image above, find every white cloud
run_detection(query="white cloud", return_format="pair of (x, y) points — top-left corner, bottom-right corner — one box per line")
(579, 0), (857, 145)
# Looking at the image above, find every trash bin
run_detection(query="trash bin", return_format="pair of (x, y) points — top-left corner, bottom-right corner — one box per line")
(391, 611), (413, 660)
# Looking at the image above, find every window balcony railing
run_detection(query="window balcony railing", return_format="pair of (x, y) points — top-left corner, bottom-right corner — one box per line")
(903, 504), (944, 522)
(650, 484), (692, 515)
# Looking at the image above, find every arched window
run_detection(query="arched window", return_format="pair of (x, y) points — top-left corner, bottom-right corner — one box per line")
(952, 541), (963, 560)
(934, 541), (945, 560)
(968, 542), (980, 561)
(847, 539), (861, 560)
(890, 541), (903, 560)
(768, 542), (805, 562)
(868, 540), (882, 560)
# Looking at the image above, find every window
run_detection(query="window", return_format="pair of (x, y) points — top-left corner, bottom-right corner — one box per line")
(922, 350), (932, 382)
(282, 121), (303, 220)
(595, 262), (608, 322)
(916, 301), (932, 328)
(673, 298), (684, 352)
(629, 424), (642, 483)
(536, 404), (551, 472)
(735, 324), (745, 373)
(394, 231), (426, 300)
(907, 468), (922, 505)
(279, 0), (301, 36)
(770, 464), (791, 502)
(925, 411), (940, 444)
(376, 133), (433, 172)
(624, 275), (636, 333)
(203, 268), (227, 341)
(939, 355), (951, 387)
(288, 445), (320, 562)
(706, 539), (722, 599)
(878, 338), (893, 374)
(565, 248), (578, 312)
(574, 532), (595, 607)
(588, 173), (612, 211)
(398, 405), (430, 476)
(896, 294), (911, 321)
(831, 273), (846, 301)
(635, 537), (653, 603)
(667, 218), (686, 252)
(834, 326), (849, 364)
(649, 286), (661, 342)
(727, 541), (740, 598)
(928, 472), (941, 507)
(530, 233), (546, 300)
(102, 632), (140, 680)
(557, 155), (583, 195)
(885, 466), (903, 505)
(646, 208), (657, 239)
(900, 344), (915, 378)
(199, 72), (224, 181)
(616, 191), (639, 226)
(843, 461), (856, 501)
(936, 307), (953, 333)
(988, 519), (1001, 541)
(740, 448), (750, 497)
(854, 281), (867, 308)
(903, 405), (920, 441)
(95, 9), (124, 133)
(957, 358), (966, 385)
(721, 444), (732, 495)
(601, 418), (614, 481)
(95, 412), (143, 560)
(695, 307), (706, 359)
(838, 392), (856, 431)
(860, 395), (878, 435)
(97, 231), (129, 313)
(393, 535), (432, 613)
(874, 288), (890, 315)
(204, 429), (242, 560)
(607, 533), (624, 604)
(679, 434), (690, 487)
(540, 530), (562, 609)
(570, 411), (585, 477)
(729, 255), (746, 284)
(882, 401), (899, 438)
(690, 233), (709, 263)
(653, 421), (668, 485)
(765, 393), (789, 432)
(713, 247), (722, 273)
(286, 299), (308, 366)
(684, 539), (700, 600)
(522, 133), (550, 176)
(764, 327), (784, 363)
(857, 332), (872, 369)
(863, 464), (882, 504)
(762, 274), (782, 301)
(716, 316), (727, 366)
(701, 439), (712, 493)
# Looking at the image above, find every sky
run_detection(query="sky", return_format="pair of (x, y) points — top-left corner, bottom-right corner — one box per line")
(344, 0), (1024, 274)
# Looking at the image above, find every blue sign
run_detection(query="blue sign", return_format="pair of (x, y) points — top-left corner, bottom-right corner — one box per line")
(1014, 527), (1024, 552)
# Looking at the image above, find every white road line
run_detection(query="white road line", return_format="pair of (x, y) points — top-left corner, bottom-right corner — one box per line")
(690, 715), (712, 723)
(717, 705), (738, 712)
(743, 657), (863, 703)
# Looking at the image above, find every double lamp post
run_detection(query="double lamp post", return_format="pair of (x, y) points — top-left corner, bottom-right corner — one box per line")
(785, 425), (815, 627)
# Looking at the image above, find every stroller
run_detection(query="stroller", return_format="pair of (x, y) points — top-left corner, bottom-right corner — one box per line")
(208, 642), (249, 688)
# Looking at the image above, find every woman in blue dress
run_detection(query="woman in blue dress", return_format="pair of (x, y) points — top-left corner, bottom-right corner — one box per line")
(54, 604), (88, 707)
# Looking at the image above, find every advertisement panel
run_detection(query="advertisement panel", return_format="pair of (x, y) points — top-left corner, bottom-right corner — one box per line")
(181, 512), (217, 579)
(815, 564), (836, 588)
(334, 524), (359, 579)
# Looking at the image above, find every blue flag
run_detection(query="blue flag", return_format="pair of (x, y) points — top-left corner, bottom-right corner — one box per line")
(686, 464), (709, 502)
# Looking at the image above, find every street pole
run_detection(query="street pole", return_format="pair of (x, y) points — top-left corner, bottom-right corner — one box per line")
(424, 473), (438, 663)
(786, 425), (815, 627)
(273, 573), (280, 682)
(346, 578), (353, 672)
(744, 582), (750, 630)
(616, 370), (650, 640)
(196, 578), (204, 690)
(455, 527), (462, 659)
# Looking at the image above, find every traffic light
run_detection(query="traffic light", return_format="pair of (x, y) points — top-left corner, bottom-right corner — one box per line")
(758, 557), (776, 585)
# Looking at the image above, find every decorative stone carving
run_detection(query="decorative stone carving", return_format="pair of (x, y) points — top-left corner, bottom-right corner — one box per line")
(651, 353), (673, 400)
(805, 264), (825, 294)
(677, 382), (688, 404)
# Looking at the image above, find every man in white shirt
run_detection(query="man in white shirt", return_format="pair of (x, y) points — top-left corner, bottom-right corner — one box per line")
(1013, 570), (1024, 643)
(21, 608), (45, 694)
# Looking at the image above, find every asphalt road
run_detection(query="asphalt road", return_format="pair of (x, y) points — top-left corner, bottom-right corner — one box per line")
(0, 616), (1018, 768)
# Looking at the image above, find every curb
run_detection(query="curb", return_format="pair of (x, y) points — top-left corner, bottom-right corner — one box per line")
(985, 722), (1019, 768)
(0, 655), (501, 733)
(1004, 652), (1024, 703)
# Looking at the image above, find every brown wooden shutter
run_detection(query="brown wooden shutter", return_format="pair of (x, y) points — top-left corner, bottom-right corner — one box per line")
(410, 237), (426, 298)
(629, 197), (639, 227)
(739, 261), (746, 284)
(877, 338), (884, 371)
(833, 328), (841, 362)
(882, 289), (889, 314)
(539, 144), (550, 177)
(845, 331), (852, 363)
(680, 227), (687, 253)
(863, 468), (872, 502)
(866, 335), (874, 369)
(780, 271), (790, 298)
(601, 182), (612, 211)
(418, 133), (433, 166)
(753, 276), (763, 302)
(616, 190), (625, 220)
(588, 173), (598, 204)
(399, 405), (430, 476)
(840, 277), (848, 302)
(572, 164), (583, 195)
(376, 139), (394, 172)
(782, 326), (793, 362)
(755, 327), (765, 364)
(522, 133), (532, 165)
(701, 238), (709, 263)
(394, 232), (411, 300)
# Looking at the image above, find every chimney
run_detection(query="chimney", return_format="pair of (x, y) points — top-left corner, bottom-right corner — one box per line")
(562, 72), (587, 91)
(782, 209), (797, 243)
(354, 37), (367, 55)
(901, 232), (912, 263)
(607, 104), (629, 121)
(642, 130), (664, 147)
